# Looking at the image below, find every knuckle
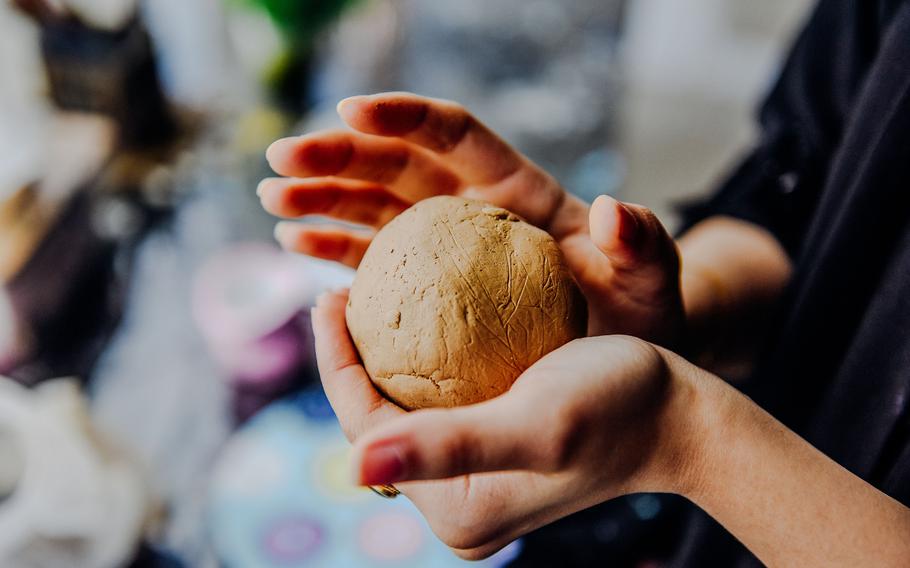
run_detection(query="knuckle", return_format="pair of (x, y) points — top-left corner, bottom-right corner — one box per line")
(359, 398), (386, 431)
(342, 397), (384, 442)
(442, 429), (480, 477)
(615, 336), (664, 366)
(434, 101), (474, 152)
(434, 511), (498, 551)
(452, 546), (496, 562)
(544, 400), (588, 471)
(508, 382), (585, 472)
(423, 491), (504, 552)
(338, 419), (359, 443)
(438, 97), (469, 117)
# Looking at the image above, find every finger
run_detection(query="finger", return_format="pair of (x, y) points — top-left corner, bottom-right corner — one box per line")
(258, 177), (410, 227)
(589, 195), (679, 278)
(266, 130), (461, 201)
(337, 92), (525, 185)
(440, 470), (605, 558)
(274, 222), (373, 268)
(311, 289), (403, 441)
(350, 393), (556, 485)
(399, 469), (576, 555)
(338, 93), (571, 233)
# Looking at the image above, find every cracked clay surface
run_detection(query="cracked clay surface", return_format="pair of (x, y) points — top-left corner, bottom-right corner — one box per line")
(346, 195), (587, 409)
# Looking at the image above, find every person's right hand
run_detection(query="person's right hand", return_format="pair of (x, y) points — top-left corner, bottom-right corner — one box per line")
(311, 289), (702, 560)
(259, 92), (683, 344)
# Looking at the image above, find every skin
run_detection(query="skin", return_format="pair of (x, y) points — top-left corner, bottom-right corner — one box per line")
(313, 291), (910, 566)
(261, 92), (910, 565)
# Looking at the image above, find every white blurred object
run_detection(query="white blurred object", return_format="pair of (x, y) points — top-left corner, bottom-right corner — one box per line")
(0, 3), (46, 108)
(0, 128), (43, 201)
(617, 0), (815, 223)
(0, 377), (150, 568)
(141, 0), (250, 110)
(0, 288), (25, 372)
(311, 0), (623, 202)
(63, 0), (137, 30)
(0, 4), (51, 197)
(622, 0), (813, 102)
(223, 5), (284, 87)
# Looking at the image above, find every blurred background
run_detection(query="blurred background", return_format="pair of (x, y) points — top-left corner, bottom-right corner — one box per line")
(0, 0), (812, 566)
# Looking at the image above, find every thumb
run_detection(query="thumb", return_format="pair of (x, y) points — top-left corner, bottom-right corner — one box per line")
(589, 195), (678, 277)
(350, 396), (553, 485)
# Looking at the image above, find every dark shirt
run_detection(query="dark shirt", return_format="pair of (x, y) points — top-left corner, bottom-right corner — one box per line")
(516, 0), (910, 565)
(673, 0), (910, 564)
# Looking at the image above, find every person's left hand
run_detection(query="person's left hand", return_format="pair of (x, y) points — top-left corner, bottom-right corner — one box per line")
(260, 92), (684, 345)
(312, 289), (705, 560)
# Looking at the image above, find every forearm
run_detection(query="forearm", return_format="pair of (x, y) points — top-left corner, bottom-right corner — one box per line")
(673, 358), (910, 567)
(677, 216), (792, 375)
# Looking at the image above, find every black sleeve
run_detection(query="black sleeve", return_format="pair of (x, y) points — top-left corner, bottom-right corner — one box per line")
(678, 0), (890, 258)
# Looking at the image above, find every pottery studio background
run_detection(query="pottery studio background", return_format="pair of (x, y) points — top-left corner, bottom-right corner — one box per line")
(0, 0), (811, 566)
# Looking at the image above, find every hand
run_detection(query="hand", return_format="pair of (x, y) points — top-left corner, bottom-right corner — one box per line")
(260, 92), (684, 343)
(312, 289), (702, 559)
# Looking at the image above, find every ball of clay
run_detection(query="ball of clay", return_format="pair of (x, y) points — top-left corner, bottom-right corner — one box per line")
(346, 195), (587, 409)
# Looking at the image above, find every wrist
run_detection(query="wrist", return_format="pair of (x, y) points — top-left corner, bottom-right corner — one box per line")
(648, 348), (735, 499)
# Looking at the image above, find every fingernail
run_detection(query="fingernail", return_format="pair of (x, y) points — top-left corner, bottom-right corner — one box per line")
(315, 291), (330, 307)
(359, 442), (407, 485)
(256, 178), (270, 197)
(337, 96), (365, 117)
(273, 222), (292, 244)
(265, 137), (297, 168)
(616, 202), (641, 243)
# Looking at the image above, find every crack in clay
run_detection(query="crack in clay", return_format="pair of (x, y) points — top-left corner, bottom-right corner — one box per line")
(379, 372), (485, 393)
(379, 372), (442, 394)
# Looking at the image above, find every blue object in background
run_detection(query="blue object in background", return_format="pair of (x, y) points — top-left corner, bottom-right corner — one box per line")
(207, 386), (522, 568)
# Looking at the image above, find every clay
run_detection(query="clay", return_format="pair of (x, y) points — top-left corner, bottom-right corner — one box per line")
(346, 195), (587, 409)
